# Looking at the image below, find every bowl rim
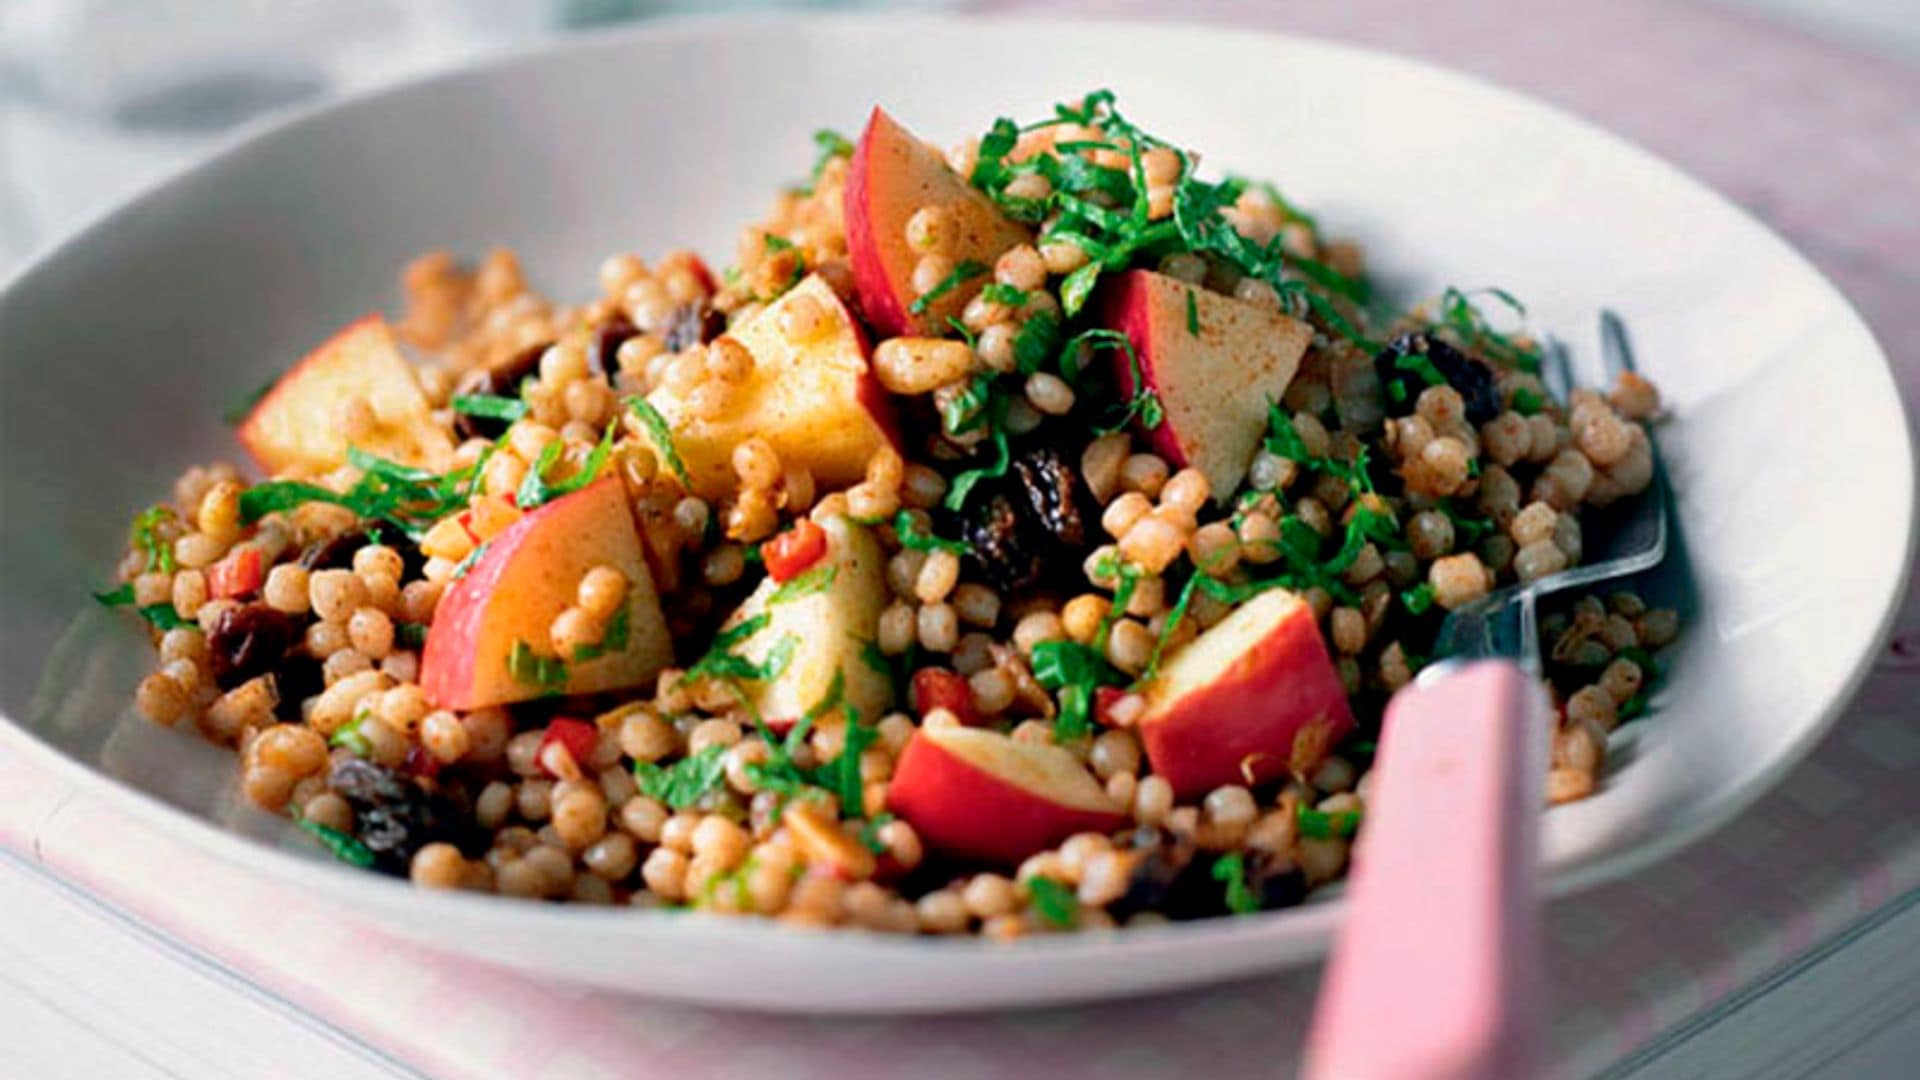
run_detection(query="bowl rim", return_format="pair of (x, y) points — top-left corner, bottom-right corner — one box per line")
(1, 9), (1914, 974)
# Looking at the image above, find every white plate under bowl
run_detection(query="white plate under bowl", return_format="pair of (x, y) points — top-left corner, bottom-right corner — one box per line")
(0, 15), (1911, 1013)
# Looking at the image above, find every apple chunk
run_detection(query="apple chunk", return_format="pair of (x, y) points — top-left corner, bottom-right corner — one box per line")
(238, 314), (453, 476)
(638, 274), (896, 500)
(420, 477), (670, 710)
(1137, 588), (1354, 798)
(719, 515), (893, 731)
(1102, 270), (1314, 499)
(888, 726), (1125, 865)
(845, 106), (1032, 338)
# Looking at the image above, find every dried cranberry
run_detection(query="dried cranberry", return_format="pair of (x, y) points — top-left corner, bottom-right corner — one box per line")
(206, 603), (296, 690)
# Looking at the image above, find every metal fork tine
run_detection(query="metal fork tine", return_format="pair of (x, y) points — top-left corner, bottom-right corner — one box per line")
(1600, 309), (1636, 379)
(1542, 335), (1576, 401)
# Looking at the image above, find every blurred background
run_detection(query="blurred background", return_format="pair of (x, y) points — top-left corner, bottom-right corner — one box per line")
(1, 0), (1916, 278)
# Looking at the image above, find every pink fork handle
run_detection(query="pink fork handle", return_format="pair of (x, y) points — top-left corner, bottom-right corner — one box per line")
(1304, 661), (1547, 1080)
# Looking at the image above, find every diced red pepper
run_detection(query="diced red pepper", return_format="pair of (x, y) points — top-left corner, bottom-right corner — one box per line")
(911, 668), (978, 725)
(762, 519), (828, 583)
(539, 717), (599, 777)
(403, 744), (442, 781)
(208, 547), (263, 599)
(1094, 686), (1128, 728)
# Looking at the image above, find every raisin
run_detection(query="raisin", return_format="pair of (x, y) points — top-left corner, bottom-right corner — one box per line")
(1010, 444), (1090, 550)
(945, 492), (1041, 591)
(661, 303), (726, 353)
(1253, 857), (1308, 910)
(206, 603), (296, 690)
(297, 526), (424, 580)
(1373, 332), (1500, 424)
(271, 654), (324, 722)
(328, 758), (483, 875)
(585, 315), (638, 379)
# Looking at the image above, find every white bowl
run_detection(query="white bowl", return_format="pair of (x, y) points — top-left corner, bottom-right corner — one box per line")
(0, 14), (1911, 1013)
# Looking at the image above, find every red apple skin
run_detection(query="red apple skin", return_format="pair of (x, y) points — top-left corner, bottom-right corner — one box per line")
(420, 477), (669, 710)
(845, 106), (1030, 338)
(888, 728), (1126, 865)
(1102, 270), (1315, 500)
(1138, 589), (1356, 799)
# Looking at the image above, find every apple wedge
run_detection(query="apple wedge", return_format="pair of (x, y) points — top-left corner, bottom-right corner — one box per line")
(238, 314), (453, 476)
(1101, 270), (1314, 499)
(719, 514), (892, 731)
(637, 274), (896, 500)
(1137, 587), (1354, 798)
(420, 477), (670, 710)
(888, 726), (1125, 865)
(845, 106), (1032, 337)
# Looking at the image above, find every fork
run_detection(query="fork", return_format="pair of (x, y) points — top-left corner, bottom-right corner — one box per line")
(1305, 312), (1673, 1079)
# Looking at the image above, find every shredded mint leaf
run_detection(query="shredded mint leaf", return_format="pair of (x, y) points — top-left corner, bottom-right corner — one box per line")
(1058, 262), (1102, 317)
(516, 418), (617, 510)
(857, 811), (896, 855)
(1185, 287), (1200, 336)
(624, 396), (691, 487)
(769, 564), (837, 606)
(94, 583), (135, 607)
(981, 283), (1028, 307)
(1030, 640), (1126, 742)
(239, 447), (488, 541)
(1438, 287), (1542, 373)
(1027, 875), (1079, 929)
(296, 816), (375, 869)
(129, 506), (179, 574)
(1511, 386), (1546, 416)
(451, 393), (529, 423)
(893, 510), (970, 555)
(1297, 806), (1362, 840)
(1212, 852), (1260, 915)
(506, 640), (569, 693)
(1012, 310), (1061, 376)
(802, 128), (855, 193)
(570, 604), (630, 662)
(634, 745), (729, 809)
(908, 259), (987, 316)
(397, 622), (429, 650)
(1401, 582), (1437, 615)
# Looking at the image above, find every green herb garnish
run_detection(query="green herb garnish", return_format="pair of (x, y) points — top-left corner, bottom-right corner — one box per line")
(1185, 287), (1200, 336)
(451, 392), (529, 424)
(633, 745), (730, 810)
(516, 418), (617, 510)
(908, 259), (988, 315)
(296, 817), (375, 868)
(625, 396), (692, 487)
(893, 510), (970, 555)
(1297, 806), (1363, 840)
(1511, 386), (1546, 416)
(802, 128), (854, 193)
(238, 447), (487, 541)
(980, 282), (1028, 307)
(1212, 852), (1261, 915)
(506, 640), (569, 693)
(1400, 583), (1436, 615)
(768, 564), (838, 606)
(570, 604), (630, 662)
(1030, 640), (1126, 742)
(1027, 875), (1080, 929)
(130, 506), (178, 573)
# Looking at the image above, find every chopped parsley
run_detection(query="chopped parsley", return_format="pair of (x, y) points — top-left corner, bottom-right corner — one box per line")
(92, 584), (193, 630)
(128, 506), (178, 573)
(980, 282), (1028, 307)
(1212, 852), (1261, 915)
(908, 259), (988, 315)
(1027, 875), (1080, 929)
(1185, 287), (1200, 336)
(328, 711), (372, 756)
(633, 744), (729, 809)
(1511, 386), (1547, 416)
(1437, 287), (1542, 373)
(624, 396), (692, 487)
(1011, 310), (1062, 375)
(680, 615), (797, 689)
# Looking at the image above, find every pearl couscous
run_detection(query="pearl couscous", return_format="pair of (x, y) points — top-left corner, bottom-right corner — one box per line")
(99, 91), (1675, 935)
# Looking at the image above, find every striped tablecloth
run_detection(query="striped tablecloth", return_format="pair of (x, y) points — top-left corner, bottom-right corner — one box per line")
(3, 1), (1917, 1076)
